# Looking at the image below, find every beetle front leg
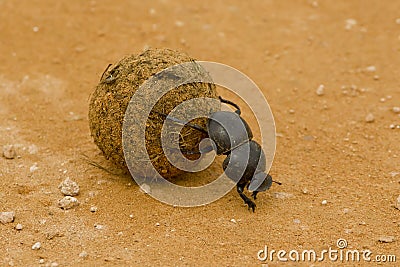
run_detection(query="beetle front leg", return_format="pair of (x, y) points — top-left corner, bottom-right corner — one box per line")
(237, 184), (256, 212)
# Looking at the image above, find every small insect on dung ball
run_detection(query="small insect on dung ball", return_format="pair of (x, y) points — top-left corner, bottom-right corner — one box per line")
(88, 48), (218, 179)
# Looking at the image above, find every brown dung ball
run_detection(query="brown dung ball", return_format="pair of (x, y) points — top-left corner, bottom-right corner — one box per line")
(88, 48), (218, 179)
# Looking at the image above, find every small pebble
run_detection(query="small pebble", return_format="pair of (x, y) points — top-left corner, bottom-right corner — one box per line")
(0, 211), (15, 224)
(15, 223), (23, 230)
(293, 219), (301, 224)
(392, 107), (400, 114)
(345, 18), (357, 30)
(343, 208), (350, 214)
(378, 236), (395, 243)
(365, 65), (376, 72)
(155, 222), (160, 226)
(288, 109), (295, 114)
(316, 84), (325, 96)
(58, 177), (80, 196)
(230, 218), (237, 224)
(395, 195), (400, 210)
(79, 251), (88, 258)
(32, 26), (39, 32)
(58, 196), (79, 210)
(365, 113), (375, 123)
(30, 163), (39, 172)
(2, 145), (16, 159)
(94, 224), (105, 230)
(129, 214), (134, 219)
(321, 200), (328, 205)
(28, 144), (38, 154)
(273, 192), (294, 199)
(175, 20), (184, 27)
(90, 206), (98, 213)
(51, 263), (59, 267)
(396, 18), (400, 25)
(39, 259), (45, 264)
(32, 242), (41, 250)
(390, 124), (396, 129)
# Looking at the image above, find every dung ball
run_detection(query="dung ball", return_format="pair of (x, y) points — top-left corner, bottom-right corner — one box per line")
(88, 48), (218, 179)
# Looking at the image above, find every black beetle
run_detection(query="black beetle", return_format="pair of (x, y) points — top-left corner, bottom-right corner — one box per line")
(156, 96), (280, 212)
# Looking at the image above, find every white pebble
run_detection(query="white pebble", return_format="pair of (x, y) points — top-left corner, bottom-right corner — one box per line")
(155, 222), (160, 226)
(51, 263), (59, 267)
(90, 206), (98, 213)
(288, 109), (295, 114)
(321, 200), (328, 205)
(378, 236), (395, 243)
(345, 18), (357, 30)
(293, 219), (301, 224)
(273, 192), (294, 199)
(2, 145), (16, 159)
(175, 20), (184, 27)
(0, 211), (15, 224)
(390, 124), (396, 129)
(58, 177), (80, 196)
(395, 196), (400, 210)
(30, 163), (39, 172)
(39, 259), (45, 264)
(32, 26), (39, 32)
(15, 223), (23, 230)
(316, 84), (325, 96)
(32, 242), (41, 250)
(94, 224), (104, 230)
(58, 196), (79, 210)
(392, 107), (400, 114)
(396, 18), (400, 25)
(79, 251), (88, 258)
(28, 144), (38, 154)
(129, 214), (134, 219)
(230, 218), (237, 224)
(365, 113), (375, 123)
(365, 65), (376, 72)
(343, 208), (350, 214)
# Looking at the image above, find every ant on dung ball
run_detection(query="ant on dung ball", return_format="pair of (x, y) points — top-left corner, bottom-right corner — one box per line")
(156, 96), (281, 212)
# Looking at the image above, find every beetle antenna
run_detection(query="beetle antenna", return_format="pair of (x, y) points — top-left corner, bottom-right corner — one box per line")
(272, 180), (282, 185)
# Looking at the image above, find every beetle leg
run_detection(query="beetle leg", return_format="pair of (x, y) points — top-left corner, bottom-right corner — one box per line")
(219, 96), (241, 115)
(237, 184), (256, 212)
(153, 111), (208, 134)
(251, 191), (259, 200)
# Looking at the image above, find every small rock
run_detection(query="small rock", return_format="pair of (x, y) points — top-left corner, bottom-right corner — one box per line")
(396, 18), (400, 25)
(321, 200), (328, 205)
(32, 242), (41, 250)
(39, 259), (45, 264)
(51, 262), (59, 267)
(58, 177), (80, 196)
(293, 219), (301, 224)
(32, 26), (39, 32)
(288, 109), (295, 114)
(155, 222), (160, 226)
(316, 84), (325, 96)
(273, 192), (294, 199)
(2, 145), (16, 159)
(58, 196), (79, 210)
(15, 223), (23, 230)
(94, 224), (104, 230)
(365, 65), (376, 72)
(129, 214), (134, 219)
(0, 211), (15, 224)
(345, 18), (357, 30)
(230, 218), (237, 224)
(28, 144), (38, 154)
(30, 163), (39, 172)
(395, 196), (400, 210)
(365, 113), (375, 123)
(378, 236), (395, 243)
(79, 251), (88, 258)
(343, 208), (350, 214)
(392, 107), (400, 114)
(90, 206), (98, 213)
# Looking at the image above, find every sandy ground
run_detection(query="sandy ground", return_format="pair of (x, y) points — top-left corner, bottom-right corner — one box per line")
(1, 0), (400, 266)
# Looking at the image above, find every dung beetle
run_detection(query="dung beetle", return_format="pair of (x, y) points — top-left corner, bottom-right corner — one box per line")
(156, 96), (280, 212)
